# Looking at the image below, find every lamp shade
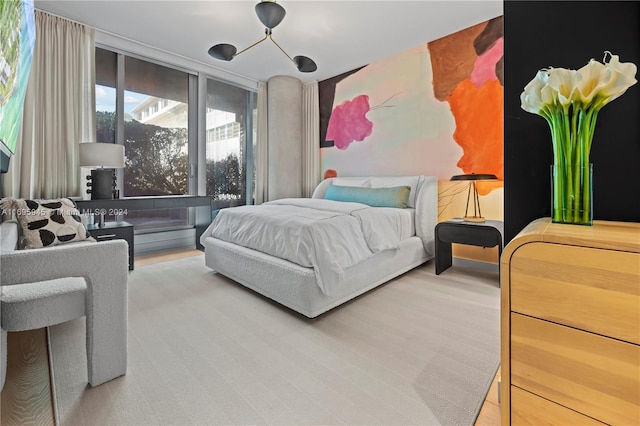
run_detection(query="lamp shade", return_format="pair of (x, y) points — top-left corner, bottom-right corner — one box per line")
(79, 142), (125, 168)
(294, 55), (317, 73)
(208, 43), (237, 61)
(450, 173), (498, 181)
(255, 1), (286, 29)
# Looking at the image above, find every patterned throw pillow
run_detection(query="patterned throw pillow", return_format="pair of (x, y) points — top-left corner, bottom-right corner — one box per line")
(0, 198), (95, 249)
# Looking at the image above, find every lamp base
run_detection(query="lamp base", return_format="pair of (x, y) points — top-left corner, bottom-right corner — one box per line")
(463, 216), (486, 223)
(87, 169), (116, 200)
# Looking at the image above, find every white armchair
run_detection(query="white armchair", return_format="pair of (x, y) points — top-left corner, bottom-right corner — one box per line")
(0, 220), (128, 390)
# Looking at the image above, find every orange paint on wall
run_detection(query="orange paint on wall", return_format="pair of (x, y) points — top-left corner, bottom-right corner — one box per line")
(447, 78), (503, 195)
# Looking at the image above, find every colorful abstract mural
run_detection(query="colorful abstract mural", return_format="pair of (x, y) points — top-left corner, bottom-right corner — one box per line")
(319, 16), (504, 225)
(429, 17), (504, 197)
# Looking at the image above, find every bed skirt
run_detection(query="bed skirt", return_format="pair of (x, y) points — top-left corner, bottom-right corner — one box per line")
(202, 236), (430, 318)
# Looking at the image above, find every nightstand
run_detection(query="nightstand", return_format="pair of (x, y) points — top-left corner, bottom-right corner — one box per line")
(87, 221), (134, 270)
(435, 219), (503, 275)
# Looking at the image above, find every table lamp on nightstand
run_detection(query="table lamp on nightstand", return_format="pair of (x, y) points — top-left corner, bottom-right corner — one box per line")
(450, 173), (498, 223)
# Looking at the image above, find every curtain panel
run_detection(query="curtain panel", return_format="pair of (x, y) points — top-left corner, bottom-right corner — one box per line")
(302, 81), (320, 197)
(4, 10), (95, 199)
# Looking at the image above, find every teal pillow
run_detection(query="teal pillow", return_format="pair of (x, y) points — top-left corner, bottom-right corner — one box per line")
(324, 185), (411, 208)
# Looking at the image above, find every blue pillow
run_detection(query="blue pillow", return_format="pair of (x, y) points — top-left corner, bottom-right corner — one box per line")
(324, 185), (411, 208)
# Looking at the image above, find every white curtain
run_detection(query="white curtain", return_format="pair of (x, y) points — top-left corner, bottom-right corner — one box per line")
(254, 81), (269, 204)
(301, 81), (320, 197)
(4, 10), (95, 199)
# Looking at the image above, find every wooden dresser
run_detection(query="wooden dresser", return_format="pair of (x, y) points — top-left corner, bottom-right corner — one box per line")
(500, 218), (640, 425)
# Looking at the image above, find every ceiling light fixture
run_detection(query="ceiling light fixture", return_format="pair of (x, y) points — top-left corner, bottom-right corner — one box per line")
(208, 1), (317, 73)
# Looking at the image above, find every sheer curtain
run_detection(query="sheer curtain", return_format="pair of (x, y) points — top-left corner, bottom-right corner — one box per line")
(4, 10), (95, 199)
(254, 81), (269, 204)
(302, 81), (320, 197)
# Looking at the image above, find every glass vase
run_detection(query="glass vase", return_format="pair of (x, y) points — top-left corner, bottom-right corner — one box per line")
(551, 163), (593, 225)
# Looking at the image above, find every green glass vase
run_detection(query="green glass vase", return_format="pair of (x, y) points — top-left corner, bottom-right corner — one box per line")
(551, 163), (593, 225)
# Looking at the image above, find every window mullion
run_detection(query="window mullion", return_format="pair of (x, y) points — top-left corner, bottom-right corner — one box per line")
(115, 52), (125, 197)
(245, 92), (254, 205)
(188, 74), (198, 196)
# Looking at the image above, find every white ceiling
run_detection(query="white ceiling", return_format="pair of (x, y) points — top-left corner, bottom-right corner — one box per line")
(34, 0), (503, 84)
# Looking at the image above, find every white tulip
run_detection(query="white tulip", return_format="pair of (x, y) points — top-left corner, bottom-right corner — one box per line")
(547, 67), (580, 106)
(595, 54), (639, 106)
(577, 59), (607, 103)
(521, 50), (636, 206)
(606, 54), (638, 88)
(521, 70), (548, 114)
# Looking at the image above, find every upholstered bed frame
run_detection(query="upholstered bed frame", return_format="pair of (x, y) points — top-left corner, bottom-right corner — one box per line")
(201, 176), (438, 318)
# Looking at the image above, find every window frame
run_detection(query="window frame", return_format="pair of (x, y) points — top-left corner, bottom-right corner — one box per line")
(95, 45), (258, 234)
(201, 75), (257, 209)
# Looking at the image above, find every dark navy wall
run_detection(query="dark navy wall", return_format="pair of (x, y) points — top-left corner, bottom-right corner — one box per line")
(504, 1), (640, 242)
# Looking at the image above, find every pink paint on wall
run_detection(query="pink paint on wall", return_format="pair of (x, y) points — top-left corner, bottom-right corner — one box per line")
(470, 37), (504, 87)
(325, 95), (373, 150)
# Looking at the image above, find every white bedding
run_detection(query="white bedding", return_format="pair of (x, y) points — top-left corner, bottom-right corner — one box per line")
(207, 198), (413, 296)
(397, 208), (415, 240)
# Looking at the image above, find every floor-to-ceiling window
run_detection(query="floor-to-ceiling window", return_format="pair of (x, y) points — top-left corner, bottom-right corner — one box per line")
(95, 48), (117, 144)
(95, 47), (192, 231)
(205, 78), (257, 209)
(123, 56), (189, 197)
(95, 47), (257, 237)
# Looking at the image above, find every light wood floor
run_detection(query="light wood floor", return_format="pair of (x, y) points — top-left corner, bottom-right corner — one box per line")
(476, 372), (501, 425)
(1, 248), (501, 425)
(1, 329), (55, 426)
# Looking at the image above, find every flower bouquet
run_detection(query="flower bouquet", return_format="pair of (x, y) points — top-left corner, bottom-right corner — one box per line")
(520, 52), (637, 224)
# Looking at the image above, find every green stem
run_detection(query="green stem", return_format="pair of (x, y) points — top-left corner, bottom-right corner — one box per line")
(548, 102), (594, 225)
(548, 117), (563, 222)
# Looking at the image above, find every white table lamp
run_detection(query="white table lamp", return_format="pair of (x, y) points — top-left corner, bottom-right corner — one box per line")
(79, 142), (125, 200)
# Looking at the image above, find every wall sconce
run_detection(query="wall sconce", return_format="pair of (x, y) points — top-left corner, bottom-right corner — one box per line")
(450, 173), (498, 222)
(79, 142), (125, 200)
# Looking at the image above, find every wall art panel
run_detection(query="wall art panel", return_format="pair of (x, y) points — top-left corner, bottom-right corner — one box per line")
(319, 16), (503, 262)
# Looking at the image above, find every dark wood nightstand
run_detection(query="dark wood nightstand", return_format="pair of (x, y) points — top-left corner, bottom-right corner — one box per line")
(435, 219), (504, 275)
(87, 221), (134, 270)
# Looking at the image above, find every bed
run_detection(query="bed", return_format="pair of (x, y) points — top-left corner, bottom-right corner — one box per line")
(201, 175), (438, 318)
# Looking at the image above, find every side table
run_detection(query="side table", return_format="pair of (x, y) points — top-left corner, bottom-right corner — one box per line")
(435, 219), (504, 275)
(87, 221), (134, 270)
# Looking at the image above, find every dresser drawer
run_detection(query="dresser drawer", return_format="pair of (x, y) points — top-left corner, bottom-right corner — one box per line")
(510, 242), (640, 345)
(93, 229), (128, 241)
(511, 386), (605, 425)
(511, 313), (640, 425)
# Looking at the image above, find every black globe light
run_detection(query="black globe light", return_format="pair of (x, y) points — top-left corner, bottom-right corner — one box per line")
(208, 1), (316, 73)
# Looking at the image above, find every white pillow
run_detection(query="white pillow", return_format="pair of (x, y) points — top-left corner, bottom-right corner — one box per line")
(371, 176), (420, 208)
(333, 177), (371, 187)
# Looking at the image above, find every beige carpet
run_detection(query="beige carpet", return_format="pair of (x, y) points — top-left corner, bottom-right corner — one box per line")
(49, 254), (500, 425)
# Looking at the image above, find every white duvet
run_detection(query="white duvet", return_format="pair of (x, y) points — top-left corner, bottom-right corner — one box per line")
(207, 198), (412, 296)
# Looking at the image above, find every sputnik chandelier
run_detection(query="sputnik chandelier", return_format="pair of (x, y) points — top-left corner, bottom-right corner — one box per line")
(208, 0), (317, 73)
